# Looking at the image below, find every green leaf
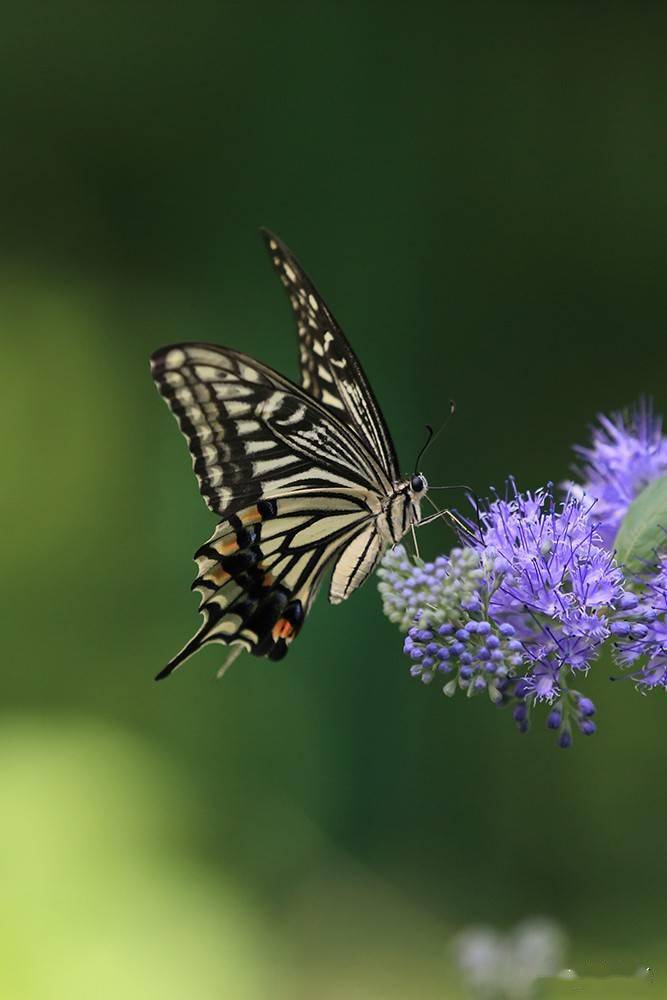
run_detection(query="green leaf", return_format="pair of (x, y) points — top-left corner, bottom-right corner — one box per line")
(614, 474), (667, 570)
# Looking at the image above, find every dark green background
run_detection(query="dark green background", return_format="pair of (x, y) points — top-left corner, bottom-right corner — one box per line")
(3, 3), (667, 997)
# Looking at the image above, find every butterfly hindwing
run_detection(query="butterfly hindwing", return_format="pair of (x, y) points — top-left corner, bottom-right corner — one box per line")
(156, 491), (378, 677)
(329, 521), (385, 605)
(260, 229), (400, 482)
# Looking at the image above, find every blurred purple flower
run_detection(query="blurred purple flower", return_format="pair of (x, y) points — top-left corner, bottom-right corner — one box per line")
(612, 557), (667, 689)
(452, 917), (567, 998)
(571, 399), (667, 550)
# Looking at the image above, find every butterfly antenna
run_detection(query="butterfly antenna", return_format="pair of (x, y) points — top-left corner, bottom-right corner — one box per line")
(414, 424), (434, 474)
(413, 400), (456, 473)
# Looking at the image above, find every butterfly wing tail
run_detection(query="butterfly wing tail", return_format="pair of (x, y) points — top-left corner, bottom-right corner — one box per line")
(155, 630), (210, 680)
(155, 504), (310, 679)
(155, 625), (251, 681)
(156, 491), (378, 678)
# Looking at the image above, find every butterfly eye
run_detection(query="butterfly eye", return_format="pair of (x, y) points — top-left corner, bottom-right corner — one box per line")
(411, 474), (426, 494)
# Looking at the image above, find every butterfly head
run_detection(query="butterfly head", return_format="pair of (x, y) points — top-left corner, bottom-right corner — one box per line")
(406, 472), (429, 529)
(410, 473), (428, 497)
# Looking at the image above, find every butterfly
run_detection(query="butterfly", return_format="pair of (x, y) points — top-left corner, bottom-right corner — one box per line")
(150, 229), (430, 679)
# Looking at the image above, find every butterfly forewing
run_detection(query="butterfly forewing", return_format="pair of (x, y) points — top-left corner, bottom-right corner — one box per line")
(151, 343), (391, 516)
(261, 229), (400, 482)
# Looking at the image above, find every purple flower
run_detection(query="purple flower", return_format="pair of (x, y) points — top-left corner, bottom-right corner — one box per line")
(467, 483), (625, 680)
(379, 545), (524, 704)
(379, 482), (625, 744)
(612, 555), (667, 689)
(380, 400), (667, 744)
(519, 661), (561, 702)
(570, 399), (667, 550)
(378, 550), (463, 632)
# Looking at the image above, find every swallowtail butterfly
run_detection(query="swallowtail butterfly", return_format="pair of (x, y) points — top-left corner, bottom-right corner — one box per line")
(151, 230), (429, 679)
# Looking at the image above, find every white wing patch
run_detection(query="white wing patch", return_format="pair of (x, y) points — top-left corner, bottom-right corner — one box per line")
(329, 523), (384, 604)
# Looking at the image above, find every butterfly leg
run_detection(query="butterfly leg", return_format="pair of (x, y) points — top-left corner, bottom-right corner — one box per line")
(410, 522), (421, 561)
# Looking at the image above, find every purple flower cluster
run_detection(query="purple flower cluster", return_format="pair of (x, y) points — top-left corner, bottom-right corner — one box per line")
(470, 486), (623, 691)
(396, 549), (526, 702)
(405, 619), (522, 697)
(380, 398), (667, 747)
(379, 545), (522, 703)
(380, 486), (624, 746)
(571, 399), (667, 550)
(570, 398), (667, 691)
(611, 560), (667, 689)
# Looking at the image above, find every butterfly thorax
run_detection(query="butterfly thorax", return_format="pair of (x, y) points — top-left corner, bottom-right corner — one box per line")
(381, 472), (428, 545)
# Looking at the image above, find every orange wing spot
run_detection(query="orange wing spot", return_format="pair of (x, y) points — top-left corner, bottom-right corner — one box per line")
(240, 506), (262, 526)
(207, 567), (231, 586)
(272, 618), (294, 642)
(262, 572), (275, 588)
(212, 537), (239, 556)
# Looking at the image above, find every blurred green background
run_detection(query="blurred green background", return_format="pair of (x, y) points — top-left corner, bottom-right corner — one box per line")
(4, 2), (667, 997)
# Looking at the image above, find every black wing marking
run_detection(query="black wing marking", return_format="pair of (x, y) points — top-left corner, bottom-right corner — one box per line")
(260, 229), (400, 482)
(151, 342), (392, 517)
(156, 491), (379, 678)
